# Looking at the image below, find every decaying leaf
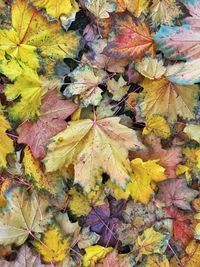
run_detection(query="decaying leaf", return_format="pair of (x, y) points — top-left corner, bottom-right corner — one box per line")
(0, 186), (51, 246)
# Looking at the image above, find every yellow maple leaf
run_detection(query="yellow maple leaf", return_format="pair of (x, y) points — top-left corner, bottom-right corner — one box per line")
(183, 240), (200, 267)
(135, 57), (166, 80)
(5, 68), (44, 120)
(82, 245), (113, 267)
(140, 78), (199, 122)
(176, 147), (200, 183)
(133, 227), (168, 259)
(68, 188), (92, 217)
(68, 186), (105, 216)
(44, 117), (143, 192)
(0, 0), (80, 74)
(34, 225), (69, 263)
(145, 254), (169, 267)
(106, 180), (130, 200)
(184, 124), (200, 144)
(176, 164), (191, 183)
(0, 114), (14, 168)
(23, 147), (53, 193)
(196, 150), (200, 169)
(150, 0), (181, 26)
(0, 178), (11, 208)
(143, 115), (170, 139)
(108, 158), (166, 204)
(30, 0), (77, 19)
(84, 0), (116, 19)
(127, 158), (166, 204)
(116, 0), (149, 17)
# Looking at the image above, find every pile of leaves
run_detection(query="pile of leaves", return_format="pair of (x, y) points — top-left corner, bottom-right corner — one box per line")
(1, 0), (200, 266)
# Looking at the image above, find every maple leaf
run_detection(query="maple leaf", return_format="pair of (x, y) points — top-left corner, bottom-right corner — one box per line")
(18, 90), (78, 158)
(34, 225), (69, 263)
(5, 68), (46, 120)
(68, 186), (105, 217)
(84, 0), (116, 19)
(153, 0), (200, 61)
(166, 59), (200, 85)
(44, 117), (143, 192)
(0, 245), (49, 267)
(64, 65), (106, 107)
(140, 78), (199, 122)
(164, 207), (193, 246)
(184, 124), (200, 143)
(142, 115), (171, 139)
(96, 249), (134, 267)
(0, 0), (80, 74)
(104, 14), (155, 59)
(133, 227), (169, 259)
(131, 135), (182, 178)
(106, 76), (129, 101)
(157, 179), (198, 210)
(80, 200), (126, 247)
(150, 0), (181, 26)
(82, 245), (113, 267)
(0, 186), (51, 246)
(127, 158), (166, 204)
(0, 114), (14, 168)
(135, 57), (166, 80)
(183, 240), (200, 267)
(84, 38), (129, 73)
(115, 0), (149, 17)
(176, 147), (200, 182)
(144, 255), (170, 267)
(30, 0), (78, 19)
(23, 146), (52, 193)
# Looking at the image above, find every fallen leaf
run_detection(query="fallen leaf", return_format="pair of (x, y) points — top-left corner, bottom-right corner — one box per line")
(0, 114), (14, 168)
(0, 186), (51, 246)
(184, 124), (200, 143)
(18, 90), (78, 158)
(30, 0), (77, 19)
(157, 179), (198, 210)
(84, 0), (116, 19)
(64, 65), (106, 107)
(115, 0), (149, 17)
(150, 0), (181, 26)
(34, 225), (69, 263)
(104, 14), (154, 59)
(140, 78), (199, 122)
(135, 57), (166, 80)
(82, 245), (113, 267)
(44, 117), (143, 192)
(142, 115), (170, 139)
(0, 0), (80, 74)
(133, 227), (169, 259)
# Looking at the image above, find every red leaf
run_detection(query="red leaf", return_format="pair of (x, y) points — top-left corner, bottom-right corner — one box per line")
(157, 179), (198, 210)
(164, 207), (193, 246)
(18, 90), (78, 158)
(104, 14), (154, 59)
